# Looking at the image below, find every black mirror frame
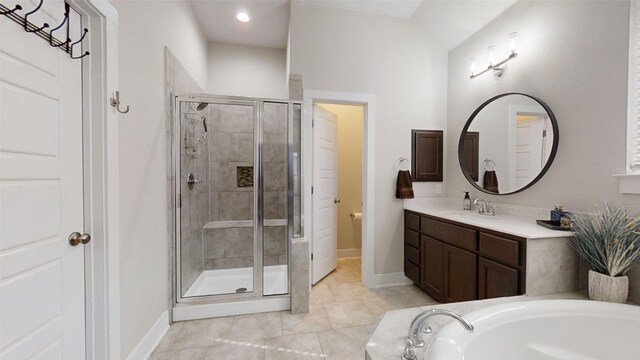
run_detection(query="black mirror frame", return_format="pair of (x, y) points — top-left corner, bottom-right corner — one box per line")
(457, 92), (559, 195)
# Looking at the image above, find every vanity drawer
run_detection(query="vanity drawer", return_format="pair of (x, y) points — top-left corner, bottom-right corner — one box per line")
(405, 212), (420, 232)
(479, 232), (519, 268)
(405, 228), (420, 248)
(404, 259), (420, 284)
(421, 217), (477, 252)
(405, 244), (420, 265)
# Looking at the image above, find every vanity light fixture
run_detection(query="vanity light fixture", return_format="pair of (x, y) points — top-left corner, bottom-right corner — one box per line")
(236, 11), (250, 23)
(470, 32), (518, 79)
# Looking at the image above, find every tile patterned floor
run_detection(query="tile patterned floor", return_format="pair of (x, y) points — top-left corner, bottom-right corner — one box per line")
(151, 257), (438, 360)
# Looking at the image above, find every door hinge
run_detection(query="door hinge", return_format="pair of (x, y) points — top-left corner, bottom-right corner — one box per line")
(311, 253), (314, 261)
(542, 129), (547, 137)
(178, 193), (181, 208)
(312, 118), (315, 128)
(311, 186), (314, 195)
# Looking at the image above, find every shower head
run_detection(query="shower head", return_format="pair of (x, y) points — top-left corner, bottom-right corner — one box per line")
(196, 102), (208, 111)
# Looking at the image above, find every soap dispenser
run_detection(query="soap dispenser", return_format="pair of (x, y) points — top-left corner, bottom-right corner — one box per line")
(463, 191), (471, 210)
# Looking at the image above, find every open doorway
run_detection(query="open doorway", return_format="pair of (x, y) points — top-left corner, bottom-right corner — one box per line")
(312, 103), (365, 284)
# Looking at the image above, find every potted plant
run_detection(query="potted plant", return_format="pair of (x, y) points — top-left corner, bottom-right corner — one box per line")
(570, 204), (640, 303)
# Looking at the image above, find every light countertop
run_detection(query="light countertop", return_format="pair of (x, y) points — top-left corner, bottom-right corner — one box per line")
(403, 201), (572, 239)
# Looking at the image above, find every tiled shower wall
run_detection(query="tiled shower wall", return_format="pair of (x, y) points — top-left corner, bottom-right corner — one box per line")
(179, 115), (209, 293)
(202, 103), (288, 270)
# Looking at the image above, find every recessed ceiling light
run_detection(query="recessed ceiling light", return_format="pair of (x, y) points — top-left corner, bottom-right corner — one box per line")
(236, 12), (250, 23)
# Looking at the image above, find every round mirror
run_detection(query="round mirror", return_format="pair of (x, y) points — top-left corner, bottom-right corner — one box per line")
(458, 93), (559, 195)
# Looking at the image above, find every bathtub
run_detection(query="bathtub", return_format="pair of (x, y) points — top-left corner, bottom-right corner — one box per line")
(425, 300), (640, 360)
(185, 264), (288, 297)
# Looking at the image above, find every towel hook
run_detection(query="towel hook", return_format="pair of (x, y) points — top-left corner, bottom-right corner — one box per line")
(24, 0), (49, 33)
(0, 4), (21, 15)
(49, 4), (69, 47)
(110, 91), (130, 114)
(70, 28), (90, 59)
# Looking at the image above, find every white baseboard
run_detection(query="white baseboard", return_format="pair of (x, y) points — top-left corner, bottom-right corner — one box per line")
(126, 310), (169, 360)
(337, 248), (361, 258)
(372, 272), (413, 288)
(172, 296), (290, 322)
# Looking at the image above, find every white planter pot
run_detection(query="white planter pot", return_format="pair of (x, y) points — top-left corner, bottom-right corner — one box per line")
(588, 270), (629, 303)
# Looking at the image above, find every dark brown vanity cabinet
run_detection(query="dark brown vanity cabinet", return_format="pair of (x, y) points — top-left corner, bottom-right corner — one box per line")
(404, 210), (525, 303)
(477, 232), (523, 299)
(403, 213), (421, 285)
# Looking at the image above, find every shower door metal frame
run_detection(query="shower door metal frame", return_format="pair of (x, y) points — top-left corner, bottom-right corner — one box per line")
(171, 93), (302, 308)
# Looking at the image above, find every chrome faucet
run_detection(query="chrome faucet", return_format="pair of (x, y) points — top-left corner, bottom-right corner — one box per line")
(402, 309), (474, 360)
(474, 198), (495, 216)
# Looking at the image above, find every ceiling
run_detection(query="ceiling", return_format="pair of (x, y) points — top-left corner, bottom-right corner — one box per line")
(190, 0), (517, 51)
(190, 0), (290, 49)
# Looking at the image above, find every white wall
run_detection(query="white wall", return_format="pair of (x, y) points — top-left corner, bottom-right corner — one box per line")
(446, 0), (639, 302)
(110, 0), (208, 356)
(208, 42), (288, 98)
(290, 3), (448, 274)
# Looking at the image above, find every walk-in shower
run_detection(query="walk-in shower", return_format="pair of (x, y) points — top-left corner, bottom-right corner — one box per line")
(172, 94), (302, 318)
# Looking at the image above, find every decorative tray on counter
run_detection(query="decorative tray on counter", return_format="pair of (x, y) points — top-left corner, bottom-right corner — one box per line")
(535, 220), (571, 231)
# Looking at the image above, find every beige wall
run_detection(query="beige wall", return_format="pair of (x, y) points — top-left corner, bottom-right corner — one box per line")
(290, 3), (448, 275)
(111, 0), (208, 356)
(445, 0), (639, 303)
(208, 42), (288, 99)
(318, 104), (364, 253)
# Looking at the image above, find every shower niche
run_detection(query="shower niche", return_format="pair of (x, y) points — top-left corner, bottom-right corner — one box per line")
(173, 95), (303, 309)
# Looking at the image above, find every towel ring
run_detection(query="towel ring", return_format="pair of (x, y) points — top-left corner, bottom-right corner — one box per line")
(483, 159), (496, 171)
(398, 157), (410, 171)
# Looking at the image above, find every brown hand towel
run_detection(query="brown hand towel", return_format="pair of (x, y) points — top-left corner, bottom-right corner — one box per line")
(396, 170), (415, 199)
(483, 170), (499, 193)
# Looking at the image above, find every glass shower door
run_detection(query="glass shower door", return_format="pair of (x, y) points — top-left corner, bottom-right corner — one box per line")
(178, 98), (257, 298)
(174, 94), (302, 303)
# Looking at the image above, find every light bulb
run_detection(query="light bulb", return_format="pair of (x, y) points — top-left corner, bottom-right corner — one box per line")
(236, 12), (250, 23)
(509, 32), (518, 53)
(487, 46), (495, 66)
(470, 57), (476, 75)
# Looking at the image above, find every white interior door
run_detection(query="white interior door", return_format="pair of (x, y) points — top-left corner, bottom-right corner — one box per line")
(0, 3), (85, 358)
(312, 105), (338, 284)
(515, 117), (545, 189)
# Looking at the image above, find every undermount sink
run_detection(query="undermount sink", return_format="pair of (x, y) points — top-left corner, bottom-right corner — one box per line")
(441, 211), (498, 220)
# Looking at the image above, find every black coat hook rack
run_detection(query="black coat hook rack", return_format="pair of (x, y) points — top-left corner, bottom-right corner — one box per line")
(0, 0), (89, 59)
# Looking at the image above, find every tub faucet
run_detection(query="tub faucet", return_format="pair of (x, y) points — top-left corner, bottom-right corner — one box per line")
(474, 198), (495, 216)
(402, 309), (474, 360)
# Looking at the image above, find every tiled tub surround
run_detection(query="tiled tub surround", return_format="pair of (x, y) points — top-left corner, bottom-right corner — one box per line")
(404, 199), (580, 297)
(365, 292), (589, 360)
